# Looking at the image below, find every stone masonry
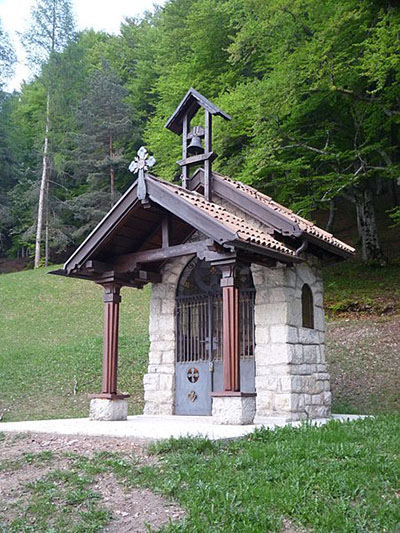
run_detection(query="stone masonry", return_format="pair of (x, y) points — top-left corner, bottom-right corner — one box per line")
(252, 258), (331, 422)
(143, 255), (189, 415)
(143, 252), (331, 421)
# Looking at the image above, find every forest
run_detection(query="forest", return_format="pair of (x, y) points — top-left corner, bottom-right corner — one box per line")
(0, 0), (399, 267)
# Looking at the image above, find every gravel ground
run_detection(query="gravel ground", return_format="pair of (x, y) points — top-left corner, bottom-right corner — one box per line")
(0, 432), (185, 532)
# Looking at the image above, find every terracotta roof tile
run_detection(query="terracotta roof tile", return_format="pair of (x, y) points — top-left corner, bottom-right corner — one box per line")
(154, 178), (297, 258)
(213, 172), (355, 255)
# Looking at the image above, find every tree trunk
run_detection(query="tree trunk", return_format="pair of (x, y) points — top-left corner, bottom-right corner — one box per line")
(354, 187), (386, 263)
(45, 178), (49, 267)
(325, 199), (335, 233)
(34, 92), (50, 268)
(109, 134), (115, 207)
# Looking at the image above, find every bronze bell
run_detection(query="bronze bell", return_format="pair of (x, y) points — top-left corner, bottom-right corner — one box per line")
(187, 134), (204, 155)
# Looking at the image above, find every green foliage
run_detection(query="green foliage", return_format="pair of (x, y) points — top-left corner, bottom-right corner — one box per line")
(1, 0), (400, 261)
(21, 0), (75, 68)
(0, 18), (16, 83)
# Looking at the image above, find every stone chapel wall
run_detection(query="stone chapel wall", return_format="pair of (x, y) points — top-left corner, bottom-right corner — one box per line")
(143, 255), (188, 415)
(142, 252), (331, 421)
(252, 259), (331, 422)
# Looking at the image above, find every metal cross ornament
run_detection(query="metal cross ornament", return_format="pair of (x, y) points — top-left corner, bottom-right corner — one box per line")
(129, 146), (156, 201)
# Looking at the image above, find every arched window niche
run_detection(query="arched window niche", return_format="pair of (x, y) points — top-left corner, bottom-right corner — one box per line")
(301, 283), (314, 329)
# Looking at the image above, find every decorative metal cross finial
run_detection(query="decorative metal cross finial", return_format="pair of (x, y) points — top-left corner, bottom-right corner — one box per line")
(129, 146), (156, 201)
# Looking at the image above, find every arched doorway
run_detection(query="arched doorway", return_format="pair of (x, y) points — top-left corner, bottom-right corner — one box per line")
(175, 258), (255, 415)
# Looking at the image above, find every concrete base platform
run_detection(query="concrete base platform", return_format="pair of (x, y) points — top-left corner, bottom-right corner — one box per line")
(0, 414), (365, 442)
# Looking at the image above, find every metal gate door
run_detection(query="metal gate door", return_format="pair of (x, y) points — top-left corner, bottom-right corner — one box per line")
(175, 259), (255, 416)
(175, 295), (212, 415)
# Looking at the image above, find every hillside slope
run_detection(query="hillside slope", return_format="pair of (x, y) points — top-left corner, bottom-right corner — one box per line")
(0, 265), (399, 421)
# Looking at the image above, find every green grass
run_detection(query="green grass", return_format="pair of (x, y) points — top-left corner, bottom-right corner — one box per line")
(0, 265), (150, 421)
(131, 414), (400, 532)
(324, 261), (400, 315)
(2, 414), (399, 532)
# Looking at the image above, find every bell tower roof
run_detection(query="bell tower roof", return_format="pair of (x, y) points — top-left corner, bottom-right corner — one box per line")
(165, 87), (231, 134)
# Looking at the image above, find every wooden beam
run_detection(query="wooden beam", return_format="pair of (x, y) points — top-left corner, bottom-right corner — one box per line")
(101, 283), (121, 396)
(162, 216), (170, 248)
(194, 169), (302, 237)
(177, 151), (217, 167)
(113, 240), (210, 272)
(218, 262), (240, 392)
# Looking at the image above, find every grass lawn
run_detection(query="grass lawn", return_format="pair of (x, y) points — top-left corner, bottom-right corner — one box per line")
(0, 265), (151, 421)
(1, 414), (399, 532)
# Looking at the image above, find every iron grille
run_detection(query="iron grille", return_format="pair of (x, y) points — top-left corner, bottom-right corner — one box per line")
(176, 289), (255, 363)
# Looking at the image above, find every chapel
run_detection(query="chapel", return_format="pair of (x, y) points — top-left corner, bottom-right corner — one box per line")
(52, 88), (354, 425)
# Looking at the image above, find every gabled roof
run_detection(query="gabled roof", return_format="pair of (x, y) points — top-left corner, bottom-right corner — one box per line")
(60, 168), (354, 280)
(165, 88), (231, 135)
(190, 169), (355, 258)
(214, 172), (355, 255)
(62, 174), (300, 276)
(148, 177), (297, 258)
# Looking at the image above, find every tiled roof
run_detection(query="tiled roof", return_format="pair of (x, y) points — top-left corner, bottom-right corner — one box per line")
(153, 178), (297, 258)
(213, 172), (355, 255)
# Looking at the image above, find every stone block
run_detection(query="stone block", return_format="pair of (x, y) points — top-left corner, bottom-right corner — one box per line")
(150, 329), (175, 342)
(149, 297), (162, 316)
(255, 391), (275, 414)
(159, 374), (174, 390)
(291, 376), (304, 393)
(311, 394), (323, 405)
(298, 328), (320, 345)
(290, 344), (304, 364)
(148, 351), (162, 365)
(162, 350), (175, 364)
(268, 288), (287, 303)
(255, 375), (279, 391)
(89, 399), (128, 421)
(161, 299), (176, 316)
(274, 393), (291, 412)
(144, 389), (174, 403)
(270, 325), (287, 343)
(303, 345), (318, 363)
(143, 373), (159, 390)
(268, 344), (290, 364)
(212, 395), (256, 425)
(287, 298), (302, 327)
(255, 325), (270, 344)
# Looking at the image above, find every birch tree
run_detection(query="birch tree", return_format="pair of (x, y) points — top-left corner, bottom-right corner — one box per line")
(21, 0), (74, 267)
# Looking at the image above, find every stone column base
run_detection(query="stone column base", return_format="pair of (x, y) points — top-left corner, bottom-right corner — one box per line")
(212, 394), (256, 425)
(89, 398), (128, 421)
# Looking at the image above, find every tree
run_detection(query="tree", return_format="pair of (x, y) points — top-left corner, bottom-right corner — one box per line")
(21, 0), (75, 267)
(0, 18), (16, 84)
(73, 59), (132, 208)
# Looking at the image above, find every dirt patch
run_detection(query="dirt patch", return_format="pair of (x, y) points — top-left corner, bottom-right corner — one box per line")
(0, 432), (185, 532)
(0, 257), (30, 274)
(326, 315), (400, 413)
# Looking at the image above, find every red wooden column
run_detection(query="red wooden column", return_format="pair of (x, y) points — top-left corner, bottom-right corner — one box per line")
(220, 263), (240, 392)
(93, 282), (129, 399)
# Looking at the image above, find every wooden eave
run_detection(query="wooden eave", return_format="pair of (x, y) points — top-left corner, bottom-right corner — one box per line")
(165, 87), (231, 135)
(57, 173), (300, 281)
(63, 179), (141, 274)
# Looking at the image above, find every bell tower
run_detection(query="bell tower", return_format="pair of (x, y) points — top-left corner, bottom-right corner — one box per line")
(165, 87), (231, 201)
